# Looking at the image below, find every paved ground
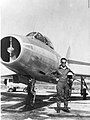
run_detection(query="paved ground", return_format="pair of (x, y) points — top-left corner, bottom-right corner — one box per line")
(1, 90), (90, 120)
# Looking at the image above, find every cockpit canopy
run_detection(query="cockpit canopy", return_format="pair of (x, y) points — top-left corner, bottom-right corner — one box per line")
(26, 32), (54, 49)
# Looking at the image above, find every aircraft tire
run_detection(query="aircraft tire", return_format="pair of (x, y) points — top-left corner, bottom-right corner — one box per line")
(8, 88), (14, 92)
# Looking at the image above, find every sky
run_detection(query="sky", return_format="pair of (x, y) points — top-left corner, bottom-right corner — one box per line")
(0, 0), (90, 75)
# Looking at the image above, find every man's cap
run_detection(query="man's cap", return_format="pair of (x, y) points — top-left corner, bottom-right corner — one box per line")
(61, 58), (67, 63)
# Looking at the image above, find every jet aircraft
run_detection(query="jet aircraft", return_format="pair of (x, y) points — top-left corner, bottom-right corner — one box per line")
(1, 32), (90, 96)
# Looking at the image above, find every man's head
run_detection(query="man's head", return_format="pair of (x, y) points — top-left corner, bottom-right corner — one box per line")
(60, 58), (67, 67)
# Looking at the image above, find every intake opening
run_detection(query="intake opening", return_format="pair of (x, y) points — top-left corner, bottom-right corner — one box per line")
(1, 36), (21, 62)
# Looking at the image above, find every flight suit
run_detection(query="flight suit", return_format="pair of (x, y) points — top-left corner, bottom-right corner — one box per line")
(53, 65), (72, 112)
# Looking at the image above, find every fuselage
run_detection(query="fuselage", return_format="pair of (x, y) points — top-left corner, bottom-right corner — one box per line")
(1, 32), (61, 83)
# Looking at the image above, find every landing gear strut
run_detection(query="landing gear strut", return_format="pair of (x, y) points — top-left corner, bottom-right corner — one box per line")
(24, 79), (36, 110)
(80, 76), (87, 100)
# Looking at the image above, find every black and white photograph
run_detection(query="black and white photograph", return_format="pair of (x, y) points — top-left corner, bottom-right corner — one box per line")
(1, 0), (90, 120)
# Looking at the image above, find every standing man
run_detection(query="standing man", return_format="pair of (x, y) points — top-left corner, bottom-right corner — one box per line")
(51, 58), (75, 113)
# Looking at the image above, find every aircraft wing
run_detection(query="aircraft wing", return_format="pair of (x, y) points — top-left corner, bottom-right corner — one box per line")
(67, 59), (90, 79)
(1, 74), (16, 78)
(1, 73), (29, 85)
(75, 73), (90, 78)
(68, 59), (90, 66)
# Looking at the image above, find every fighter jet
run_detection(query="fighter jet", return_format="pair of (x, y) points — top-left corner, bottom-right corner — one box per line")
(1, 32), (90, 94)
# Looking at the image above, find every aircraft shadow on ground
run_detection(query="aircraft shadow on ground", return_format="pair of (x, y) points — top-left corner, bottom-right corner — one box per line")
(1, 92), (55, 113)
(1, 92), (90, 113)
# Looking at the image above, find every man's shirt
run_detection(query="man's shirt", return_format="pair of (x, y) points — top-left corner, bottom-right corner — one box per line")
(53, 65), (73, 82)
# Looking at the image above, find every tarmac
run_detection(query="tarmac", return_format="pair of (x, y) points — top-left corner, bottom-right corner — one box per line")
(1, 90), (90, 120)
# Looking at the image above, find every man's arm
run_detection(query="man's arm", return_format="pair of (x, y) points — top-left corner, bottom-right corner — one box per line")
(50, 69), (62, 78)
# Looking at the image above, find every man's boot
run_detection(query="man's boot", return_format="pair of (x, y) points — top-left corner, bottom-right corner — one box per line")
(63, 107), (70, 112)
(63, 101), (70, 112)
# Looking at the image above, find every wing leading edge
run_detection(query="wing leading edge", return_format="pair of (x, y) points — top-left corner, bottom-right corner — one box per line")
(68, 59), (90, 79)
(68, 59), (90, 66)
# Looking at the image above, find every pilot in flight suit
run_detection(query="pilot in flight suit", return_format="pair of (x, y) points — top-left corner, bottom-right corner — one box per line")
(52, 58), (74, 113)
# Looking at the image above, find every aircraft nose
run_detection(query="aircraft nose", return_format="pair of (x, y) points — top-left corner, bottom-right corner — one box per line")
(1, 36), (21, 63)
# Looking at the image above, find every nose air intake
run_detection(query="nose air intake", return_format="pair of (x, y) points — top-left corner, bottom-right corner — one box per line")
(1, 36), (21, 62)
